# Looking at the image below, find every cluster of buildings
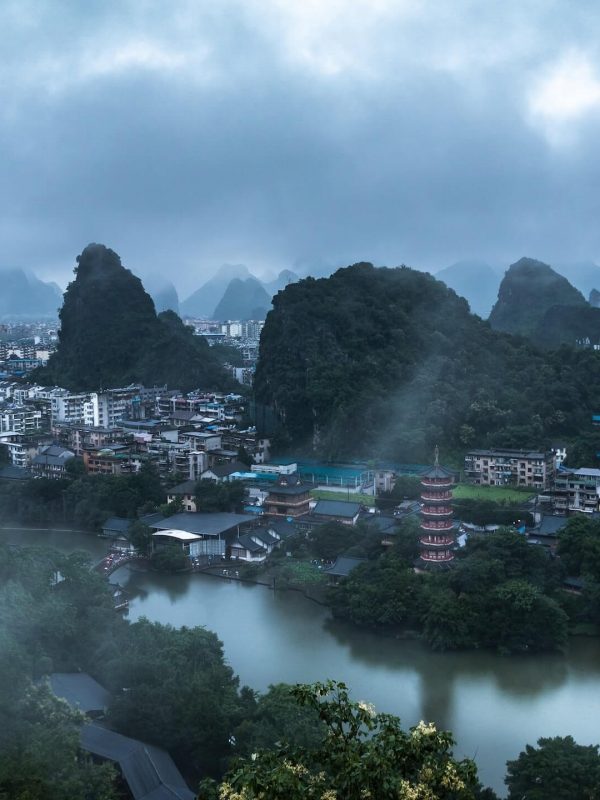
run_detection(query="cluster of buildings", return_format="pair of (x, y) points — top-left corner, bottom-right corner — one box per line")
(463, 445), (600, 514)
(0, 380), (270, 481)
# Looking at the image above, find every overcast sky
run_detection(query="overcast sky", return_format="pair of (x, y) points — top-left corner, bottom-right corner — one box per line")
(2, 0), (600, 295)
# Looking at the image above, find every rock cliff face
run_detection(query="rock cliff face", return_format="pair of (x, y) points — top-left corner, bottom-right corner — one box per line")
(488, 257), (586, 335)
(37, 244), (230, 391)
(0, 268), (62, 319)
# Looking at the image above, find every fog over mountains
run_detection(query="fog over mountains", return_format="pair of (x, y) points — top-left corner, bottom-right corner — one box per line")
(3, 253), (600, 327)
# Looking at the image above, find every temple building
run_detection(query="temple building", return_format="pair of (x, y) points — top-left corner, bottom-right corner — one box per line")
(264, 473), (311, 517)
(419, 447), (456, 566)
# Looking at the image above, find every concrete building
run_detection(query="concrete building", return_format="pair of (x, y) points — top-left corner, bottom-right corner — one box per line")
(553, 468), (600, 514)
(464, 448), (555, 490)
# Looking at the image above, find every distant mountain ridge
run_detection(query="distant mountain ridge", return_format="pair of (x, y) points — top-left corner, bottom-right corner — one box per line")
(181, 265), (300, 320)
(143, 274), (180, 314)
(0, 268), (62, 320)
(180, 264), (251, 318)
(212, 276), (272, 320)
(434, 260), (500, 318)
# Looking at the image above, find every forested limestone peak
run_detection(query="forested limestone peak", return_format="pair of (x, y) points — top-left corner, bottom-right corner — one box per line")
(254, 261), (600, 460)
(488, 257), (586, 335)
(35, 244), (232, 392)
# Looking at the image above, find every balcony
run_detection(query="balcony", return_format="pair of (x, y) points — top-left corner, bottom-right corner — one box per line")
(421, 521), (454, 531)
(421, 507), (452, 516)
(419, 536), (454, 546)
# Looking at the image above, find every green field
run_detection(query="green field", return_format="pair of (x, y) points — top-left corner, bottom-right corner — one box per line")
(453, 484), (534, 503)
(310, 489), (376, 507)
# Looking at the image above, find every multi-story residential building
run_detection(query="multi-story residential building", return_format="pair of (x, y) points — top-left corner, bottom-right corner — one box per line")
(51, 390), (91, 424)
(464, 448), (555, 490)
(553, 468), (600, 514)
(0, 433), (39, 468)
(83, 446), (138, 476)
(0, 404), (43, 435)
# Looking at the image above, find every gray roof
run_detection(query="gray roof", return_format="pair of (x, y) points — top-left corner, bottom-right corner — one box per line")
(265, 520), (297, 539)
(538, 516), (569, 536)
(150, 511), (255, 537)
(167, 479), (197, 495)
(313, 499), (362, 518)
(32, 454), (73, 467)
(325, 556), (367, 577)
(233, 533), (266, 553)
(466, 448), (548, 459)
(81, 723), (195, 800)
(203, 461), (247, 478)
(49, 672), (110, 713)
(102, 517), (132, 534)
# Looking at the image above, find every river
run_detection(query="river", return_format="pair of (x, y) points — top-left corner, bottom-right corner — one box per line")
(4, 527), (600, 795)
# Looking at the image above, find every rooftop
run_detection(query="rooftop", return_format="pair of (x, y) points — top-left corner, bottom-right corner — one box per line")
(81, 723), (195, 800)
(150, 511), (255, 537)
(49, 672), (110, 714)
(312, 499), (362, 518)
(324, 556), (367, 577)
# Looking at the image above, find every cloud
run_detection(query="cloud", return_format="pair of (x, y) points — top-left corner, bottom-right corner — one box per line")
(528, 50), (600, 145)
(1, 1), (600, 293)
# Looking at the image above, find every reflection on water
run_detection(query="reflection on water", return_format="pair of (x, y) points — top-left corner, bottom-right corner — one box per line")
(6, 529), (600, 796)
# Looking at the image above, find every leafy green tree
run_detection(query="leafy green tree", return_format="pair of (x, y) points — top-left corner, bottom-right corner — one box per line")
(505, 736), (600, 800)
(195, 479), (246, 512)
(106, 620), (242, 777)
(127, 521), (152, 554)
(309, 521), (361, 561)
(232, 684), (326, 757)
(483, 580), (568, 653)
(214, 680), (490, 800)
(151, 544), (188, 572)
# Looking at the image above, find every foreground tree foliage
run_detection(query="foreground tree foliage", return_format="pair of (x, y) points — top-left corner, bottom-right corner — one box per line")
(0, 683), (117, 800)
(254, 263), (600, 460)
(505, 736), (600, 800)
(212, 680), (494, 800)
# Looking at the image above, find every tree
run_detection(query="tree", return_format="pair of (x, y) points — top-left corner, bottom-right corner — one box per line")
(195, 479), (246, 512)
(106, 620), (242, 778)
(127, 521), (152, 554)
(505, 736), (600, 800)
(232, 683), (326, 757)
(214, 680), (490, 800)
(309, 521), (361, 561)
(0, 682), (118, 800)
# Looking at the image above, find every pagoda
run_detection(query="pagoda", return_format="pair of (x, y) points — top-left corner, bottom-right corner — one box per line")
(418, 446), (456, 566)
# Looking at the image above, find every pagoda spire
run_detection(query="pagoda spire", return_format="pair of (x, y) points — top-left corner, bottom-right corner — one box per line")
(434, 444), (439, 467)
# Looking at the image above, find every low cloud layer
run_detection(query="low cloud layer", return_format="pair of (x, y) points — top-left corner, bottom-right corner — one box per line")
(2, 0), (600, 293)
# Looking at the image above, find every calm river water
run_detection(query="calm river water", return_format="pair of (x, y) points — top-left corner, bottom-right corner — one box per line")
(5, 527), (600, 795)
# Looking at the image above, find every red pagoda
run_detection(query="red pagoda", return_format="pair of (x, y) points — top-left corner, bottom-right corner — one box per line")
(419, 446), (456, 566)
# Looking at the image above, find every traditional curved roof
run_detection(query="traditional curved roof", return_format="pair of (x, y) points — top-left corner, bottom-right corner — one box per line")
(421, 465), (454, 480)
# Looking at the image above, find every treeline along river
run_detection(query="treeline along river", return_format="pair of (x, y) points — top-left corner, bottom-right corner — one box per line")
(4, 527), (600, 795)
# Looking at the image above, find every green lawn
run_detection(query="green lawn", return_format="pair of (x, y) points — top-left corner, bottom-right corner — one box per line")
(310, 489), (375, 507)
(453, 484), (534, 503)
